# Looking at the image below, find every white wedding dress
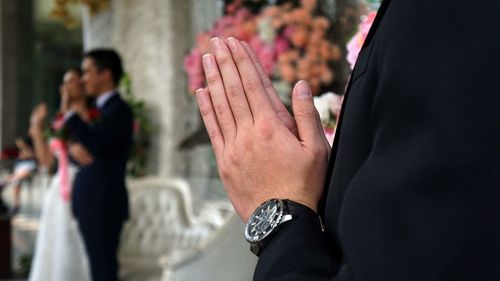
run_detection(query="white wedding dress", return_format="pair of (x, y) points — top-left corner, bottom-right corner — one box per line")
(29, 159), (91, 281)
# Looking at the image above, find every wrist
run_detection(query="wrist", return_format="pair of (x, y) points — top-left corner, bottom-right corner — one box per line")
(29, 122), (44, 131)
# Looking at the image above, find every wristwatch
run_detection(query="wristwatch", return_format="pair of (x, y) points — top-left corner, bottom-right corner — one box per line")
(244, 199), (296, 256)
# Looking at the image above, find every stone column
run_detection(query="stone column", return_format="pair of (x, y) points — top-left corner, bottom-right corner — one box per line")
(82, 0), (223, 182)
(0, 0), (34, 149)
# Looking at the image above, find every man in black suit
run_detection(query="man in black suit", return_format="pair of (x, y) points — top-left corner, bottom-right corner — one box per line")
(65, 49), (133, 281)
(195, 0), (500, 280)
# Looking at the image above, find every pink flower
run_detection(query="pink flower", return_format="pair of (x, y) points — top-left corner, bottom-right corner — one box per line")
(346, 11), (377, 69)
(235, 8), (252, 23)
(215, 16), (234, 31)
(274, 36), (289, 55)
(196, 33), (211, 53)
(226, 0), (242, 14)
(283, 26), (295, 40)
(51, 115), (66, 130)
(183, 48), (204, 92)
(258, 46), (276, 75)
(324, 127), (335, 146)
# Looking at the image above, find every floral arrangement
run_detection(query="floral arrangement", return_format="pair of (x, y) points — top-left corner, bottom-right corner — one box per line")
(346, 10), (377, 69)
(313, 92), (344, 145)
(120, 74), (153, 178)
(51, 0), (109, 28)
(312, 2), (378, 145)
(184, 0), (342, 103)
(365, 0), (382, 10)
(46, 113), (69, 140)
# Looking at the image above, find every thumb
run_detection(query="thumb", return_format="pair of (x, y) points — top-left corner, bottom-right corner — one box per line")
(292, 81), (323, 144)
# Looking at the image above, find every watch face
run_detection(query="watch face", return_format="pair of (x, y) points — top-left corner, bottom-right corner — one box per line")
(245, 199), (284, 243)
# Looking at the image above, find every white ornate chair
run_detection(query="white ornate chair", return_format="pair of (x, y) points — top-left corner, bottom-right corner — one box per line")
(119, 177), (231, 281)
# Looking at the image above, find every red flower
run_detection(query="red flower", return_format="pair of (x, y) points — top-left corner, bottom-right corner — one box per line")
(88, 108), (102, 122)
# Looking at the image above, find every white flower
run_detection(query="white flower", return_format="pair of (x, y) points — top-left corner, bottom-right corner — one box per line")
(313, 92), (343, 127)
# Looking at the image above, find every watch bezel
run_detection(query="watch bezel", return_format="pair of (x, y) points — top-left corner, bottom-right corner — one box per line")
(245, 199), (285, 243)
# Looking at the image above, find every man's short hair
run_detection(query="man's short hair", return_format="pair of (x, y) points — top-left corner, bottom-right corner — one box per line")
(83, 49), (124, 86)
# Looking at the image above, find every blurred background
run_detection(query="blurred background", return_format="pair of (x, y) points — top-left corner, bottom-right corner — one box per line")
(0, 0), (378, 280)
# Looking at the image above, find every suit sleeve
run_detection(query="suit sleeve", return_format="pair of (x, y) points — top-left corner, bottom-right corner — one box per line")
(65, 104), (133, 157)
(254, 204), (340, 281)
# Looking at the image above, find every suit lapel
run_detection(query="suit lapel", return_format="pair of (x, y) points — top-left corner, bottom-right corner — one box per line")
(319, 0), (392, 217)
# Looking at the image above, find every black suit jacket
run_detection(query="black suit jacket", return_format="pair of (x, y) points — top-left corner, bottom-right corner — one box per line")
(66, 93), (133, 222)
(255, 0), (500, 280)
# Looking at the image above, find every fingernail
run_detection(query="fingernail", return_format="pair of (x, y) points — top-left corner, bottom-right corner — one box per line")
(296, 81), (311, 98)
(202, 54), (214, 69)
(195, 89), (207, 106)
(227, 37), (238, 52)
(210, 37), (223, 51)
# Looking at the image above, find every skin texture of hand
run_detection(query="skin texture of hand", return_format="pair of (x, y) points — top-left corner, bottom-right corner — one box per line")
(60, 85), (71, 114)
(29, 103), (55, 168)
(69, 143), (94, 166)
(196, 37), (330, 222)
(30, 103), (48, 127)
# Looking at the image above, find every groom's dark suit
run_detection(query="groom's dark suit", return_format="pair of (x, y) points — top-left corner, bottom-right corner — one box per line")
(255, 0), (500, 280)
(66, 93), (133, 281)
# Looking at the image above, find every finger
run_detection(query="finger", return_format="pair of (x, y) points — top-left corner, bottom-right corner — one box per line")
(80, 153), (93, 166)
(202, 53), (236, 141)
(74, 156), (86, 166)
(226, 37), (276, 121)
(80, 158), (90, 166)
(210, 38), (253, 126)
(84, 153), (94, 164)
(80, 147), (94, 162)
(292, 81), (324, 145)
(241, 41), (292, 117)
(195, 88), (225, 157)
(240, 41), (298, 136)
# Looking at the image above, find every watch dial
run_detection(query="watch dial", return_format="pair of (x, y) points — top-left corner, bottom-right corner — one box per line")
(245, 199), (284, 243)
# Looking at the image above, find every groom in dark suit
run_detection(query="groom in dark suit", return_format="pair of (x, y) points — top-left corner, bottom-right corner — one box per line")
(65, 49), (133, 281)
(195, 0), (500, 280)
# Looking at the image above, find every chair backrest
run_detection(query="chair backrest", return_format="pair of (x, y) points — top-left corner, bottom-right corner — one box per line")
(120, 178), (215, 258)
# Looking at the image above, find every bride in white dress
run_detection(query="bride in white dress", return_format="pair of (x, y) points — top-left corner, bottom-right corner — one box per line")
(28, 69), (91, 281)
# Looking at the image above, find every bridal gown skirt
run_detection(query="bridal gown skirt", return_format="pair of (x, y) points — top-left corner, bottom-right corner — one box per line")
(29, 166), (91, 281)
